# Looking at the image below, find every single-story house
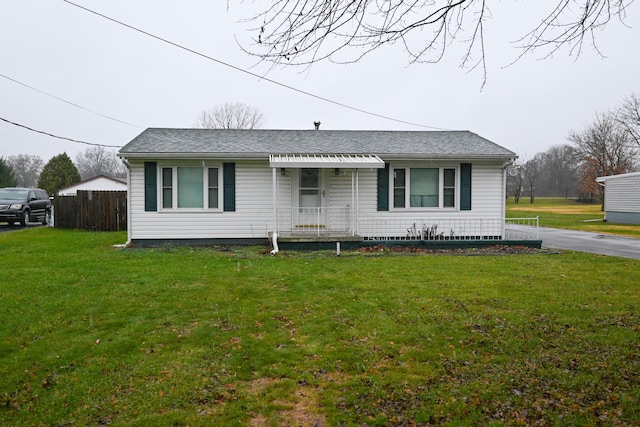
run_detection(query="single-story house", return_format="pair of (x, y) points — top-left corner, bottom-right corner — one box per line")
(57, 175), (127, 196)
(596, 172), (640, 225)
(118, 128), (525, 249)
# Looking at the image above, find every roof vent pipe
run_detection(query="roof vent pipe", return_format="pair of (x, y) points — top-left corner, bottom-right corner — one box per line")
(313, 121), (321, 130)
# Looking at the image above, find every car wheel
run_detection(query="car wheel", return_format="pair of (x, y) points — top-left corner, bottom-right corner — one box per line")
(20, 210), (30, 227)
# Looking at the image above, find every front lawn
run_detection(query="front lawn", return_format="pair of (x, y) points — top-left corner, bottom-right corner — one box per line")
(1, 228), (638, 426)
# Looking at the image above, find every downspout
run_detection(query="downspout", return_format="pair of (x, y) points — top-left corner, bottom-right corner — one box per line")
(270, 166), (279, 255)
(122, 157), (132, 246)
(502, 161), (509, 240)
(271, 231), (279, 255)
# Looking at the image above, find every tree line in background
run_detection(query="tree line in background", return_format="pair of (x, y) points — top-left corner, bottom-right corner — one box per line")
(0, 102), (260, 195)
(0, 102), (261, 196)
(508, 93), (639, 204)
(2, 96), (637, 201)
(0, 147), (126, 196)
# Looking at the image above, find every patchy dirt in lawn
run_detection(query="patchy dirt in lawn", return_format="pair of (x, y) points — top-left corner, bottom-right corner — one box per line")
(247, 377), (327, 427)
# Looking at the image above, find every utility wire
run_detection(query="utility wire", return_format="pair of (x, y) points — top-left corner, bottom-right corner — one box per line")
(61, 0), (452, 131)
(0, 72), (142, 129)
(0, 116), (121, 148)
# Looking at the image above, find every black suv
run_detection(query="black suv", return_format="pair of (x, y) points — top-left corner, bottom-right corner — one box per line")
(0, 187), (51, 226)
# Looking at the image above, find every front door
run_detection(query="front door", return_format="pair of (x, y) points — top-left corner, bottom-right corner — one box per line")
(297, 168), (326, 230)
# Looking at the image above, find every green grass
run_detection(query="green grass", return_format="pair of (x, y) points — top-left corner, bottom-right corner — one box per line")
(1, 227), (639, 426)
(507, 197), (640, 237)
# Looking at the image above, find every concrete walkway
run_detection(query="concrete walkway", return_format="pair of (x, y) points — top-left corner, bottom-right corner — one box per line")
(538, 227), (640, 260)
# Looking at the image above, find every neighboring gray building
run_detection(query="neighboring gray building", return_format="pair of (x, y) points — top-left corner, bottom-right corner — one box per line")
(118, 128), (519, 247)
(596, 172), (640, 225)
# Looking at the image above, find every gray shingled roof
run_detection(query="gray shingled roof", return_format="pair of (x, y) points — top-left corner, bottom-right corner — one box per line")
(119, 128), (516, 160)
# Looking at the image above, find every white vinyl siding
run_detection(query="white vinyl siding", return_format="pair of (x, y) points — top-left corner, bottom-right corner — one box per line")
(360, 162), (505, 219)
(128, 160), (275, 240)
(354, 162), (506, 238)
(126, 160), (508, 241)
(603, 173), (640, 214)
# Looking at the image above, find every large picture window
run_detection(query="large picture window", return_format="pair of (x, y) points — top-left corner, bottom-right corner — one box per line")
(161, 166), (220, 210)
(393, 167), (457, 209)
(178, 167), (203, 208)
(410, 168), (439, 207)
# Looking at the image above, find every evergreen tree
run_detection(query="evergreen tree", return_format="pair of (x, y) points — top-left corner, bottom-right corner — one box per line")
(0, 157), (18, 187)
(37, 153), (81, 195)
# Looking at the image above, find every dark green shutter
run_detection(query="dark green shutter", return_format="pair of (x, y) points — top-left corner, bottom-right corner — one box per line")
(377, 163), (389, 211)
(144, 162), (157, 212)
(223, 163), (235, 212)
(460, 163), (472, 211)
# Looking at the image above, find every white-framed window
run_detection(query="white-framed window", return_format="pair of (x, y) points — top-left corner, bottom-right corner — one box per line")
(160, 166), (221, 210)
(392, 167), (457, 209)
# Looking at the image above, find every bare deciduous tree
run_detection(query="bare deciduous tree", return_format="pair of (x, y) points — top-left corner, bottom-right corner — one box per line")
(568, 111), (637, 202)
(7, 154), (43, 188)
(617, 93), (640, 147)
(541, 144), (579, 198)
(506, 159), (524, 204)
(243, 1), (632, 82)
(76, 147), (126, 180)
(194, 103), (265, 129)
(523, 153), (545, 204)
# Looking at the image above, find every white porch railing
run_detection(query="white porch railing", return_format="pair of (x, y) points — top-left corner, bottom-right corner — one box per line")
(276, 206), (353, 236)
(504, 217), (540, 241)
(275, 207), (539, 241)
(357, 213), (539, 241)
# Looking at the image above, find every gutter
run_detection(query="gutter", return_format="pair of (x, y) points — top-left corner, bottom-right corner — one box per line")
(118, 152), (517, 162)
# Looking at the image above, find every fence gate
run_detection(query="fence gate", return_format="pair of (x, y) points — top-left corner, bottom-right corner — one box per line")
(54, 190), (127, 231)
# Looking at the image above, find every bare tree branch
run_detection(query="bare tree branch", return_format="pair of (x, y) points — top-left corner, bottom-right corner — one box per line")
(241, 1), (633, 83)
(568, 110), (637, 198)
(510, 0), (630, 63)
(76, 147), (126, 180)
(194, 102), (265, 129)
(617, 93), (640, 147)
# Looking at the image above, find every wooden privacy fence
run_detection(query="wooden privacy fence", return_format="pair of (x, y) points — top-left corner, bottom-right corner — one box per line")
(54, 190), (127, 231)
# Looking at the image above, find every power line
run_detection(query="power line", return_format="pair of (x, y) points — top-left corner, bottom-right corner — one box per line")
(0, 72), (143, 129)
(0, 116), (121, 148)
(61, 0), (453, 131)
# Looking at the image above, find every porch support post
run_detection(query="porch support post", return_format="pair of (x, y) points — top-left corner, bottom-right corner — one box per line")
(353, 169), (360, 236)
(351, 170), (355, 235)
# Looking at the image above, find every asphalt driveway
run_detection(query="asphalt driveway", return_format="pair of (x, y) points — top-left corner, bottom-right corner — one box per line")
(538, 227), (640, 260)
(0, 223), (46, 233)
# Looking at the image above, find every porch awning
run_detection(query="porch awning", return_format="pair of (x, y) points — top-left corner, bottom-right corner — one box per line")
(269, 154), (385, 169)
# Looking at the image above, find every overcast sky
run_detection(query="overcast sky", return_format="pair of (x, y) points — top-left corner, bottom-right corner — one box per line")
(1, 1), (638, 164)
